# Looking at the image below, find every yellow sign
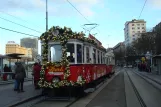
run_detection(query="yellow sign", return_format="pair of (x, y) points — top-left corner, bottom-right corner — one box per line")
(48, 66), (64, 72)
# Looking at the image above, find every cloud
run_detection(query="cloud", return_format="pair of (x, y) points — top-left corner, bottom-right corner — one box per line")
(70, 0), (99, 5)
(0, 0), (104, 18)
(148, 0), (161, 9)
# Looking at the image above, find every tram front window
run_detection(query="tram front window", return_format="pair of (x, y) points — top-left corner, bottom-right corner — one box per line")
(50, 44), (62, 62)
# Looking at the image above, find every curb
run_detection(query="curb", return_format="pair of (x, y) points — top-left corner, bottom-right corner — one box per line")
(0, 79), (33, 85)
(8, 94), (43, 107)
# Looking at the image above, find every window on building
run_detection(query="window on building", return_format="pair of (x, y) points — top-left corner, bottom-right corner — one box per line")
(132, 24), (134, 26)
(86, 47), (90, 63)
(77, 44), (82, 63)
(137, 24), (140, 26)
(138, 27), (140, 29)
(133, 31), (135, 33)
(66, 43), (75, 63)
(133, 35), (135, 37)
(138, 31), (140, 33)
(142, 30), (146, 33)
(132, 27), (135, 30)
(142, 27), (144, 29)
(133, 38), (135, 40)
(142, 24), (144, 26)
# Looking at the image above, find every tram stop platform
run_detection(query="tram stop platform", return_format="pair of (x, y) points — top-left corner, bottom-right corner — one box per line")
(0, 81), (42, 107)
(133, 68), (161, 85)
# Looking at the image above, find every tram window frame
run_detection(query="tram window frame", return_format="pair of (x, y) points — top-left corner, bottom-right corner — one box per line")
(77, 44), (82, 63)
(66, 43), (75, 63)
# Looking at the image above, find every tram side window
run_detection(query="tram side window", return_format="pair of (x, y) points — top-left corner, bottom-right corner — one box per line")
(93, 49), (96, 63)
(103, 53), (105, 64)
(101, 52), (102, 64)
(77, 44), (82, 63)
(86, 47), (90, 63)
(98, 50), (100, 64)
(67, 43), (75, 63)
(83, 46), (84, 63)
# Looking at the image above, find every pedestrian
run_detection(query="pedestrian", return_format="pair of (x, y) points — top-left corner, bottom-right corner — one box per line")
(13, 62), (18, 91)
(4, 64), (9, 72)
(15, 62), (26, 93)
(33, 62), (41, 89)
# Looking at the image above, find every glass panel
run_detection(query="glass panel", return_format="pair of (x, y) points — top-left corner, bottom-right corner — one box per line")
(98, 50), (100, 64)
(101, 52), (102, 64)
(93, 49), (96, 63)
(83, 46), (84, 63)
(86, 47), (90, 63)
(77, 44), (82, 63)
(50, 44), (62, 62)
(67, 43), (75, 63)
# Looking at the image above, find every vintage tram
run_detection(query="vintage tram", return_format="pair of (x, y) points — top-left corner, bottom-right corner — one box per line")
(38, 26), (115, 96)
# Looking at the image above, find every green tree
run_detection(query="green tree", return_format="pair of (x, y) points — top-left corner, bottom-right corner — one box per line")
(132, 32), (156, 55)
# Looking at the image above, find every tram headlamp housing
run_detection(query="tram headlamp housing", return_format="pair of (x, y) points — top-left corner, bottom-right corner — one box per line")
(52, 77), (60, 83)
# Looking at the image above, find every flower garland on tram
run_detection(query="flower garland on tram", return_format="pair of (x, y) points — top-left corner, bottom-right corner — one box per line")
(38, 26), (106, 88)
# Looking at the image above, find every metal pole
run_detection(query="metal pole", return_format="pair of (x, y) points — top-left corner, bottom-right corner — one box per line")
(46, 0), (48, 31)
(151, 50), (153, 72)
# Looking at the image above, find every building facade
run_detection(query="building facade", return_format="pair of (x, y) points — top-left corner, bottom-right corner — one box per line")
(20, 38), (38, 60)
(5, 41), (32, 58)
(113, 42), (125, 65)
(124, 19), (146, 47)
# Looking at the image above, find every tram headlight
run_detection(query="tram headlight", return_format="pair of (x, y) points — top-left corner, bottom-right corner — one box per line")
(52, 77), (60, 83)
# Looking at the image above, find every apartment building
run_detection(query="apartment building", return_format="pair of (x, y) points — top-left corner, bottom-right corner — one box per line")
(124, 19), (146, 47)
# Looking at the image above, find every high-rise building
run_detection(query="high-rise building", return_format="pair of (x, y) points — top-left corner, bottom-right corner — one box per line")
(124, 19), (146, 47)
(20, 37), (38, 59)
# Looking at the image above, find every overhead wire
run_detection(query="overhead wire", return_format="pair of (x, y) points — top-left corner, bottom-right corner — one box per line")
(0, 16), (42, 33)
(0, 10), (44, 31)
(138, 0), (147, 19)
(0, 26), (39, 37)
(65, 0), (100, 34)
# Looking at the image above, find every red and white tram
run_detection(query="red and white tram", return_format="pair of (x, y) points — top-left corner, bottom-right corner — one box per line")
(38, 26), (115, 96)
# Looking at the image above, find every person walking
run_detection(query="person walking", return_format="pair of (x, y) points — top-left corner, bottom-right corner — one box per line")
(33, 62), (41, 89)
(13, 62), (18, 91)
(15, 62), (26, 93)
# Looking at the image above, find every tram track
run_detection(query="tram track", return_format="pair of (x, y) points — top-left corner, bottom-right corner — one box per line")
(125, 70), (147, 107)
(132, 69), (161, 92)
(11, 72), (119, 107)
